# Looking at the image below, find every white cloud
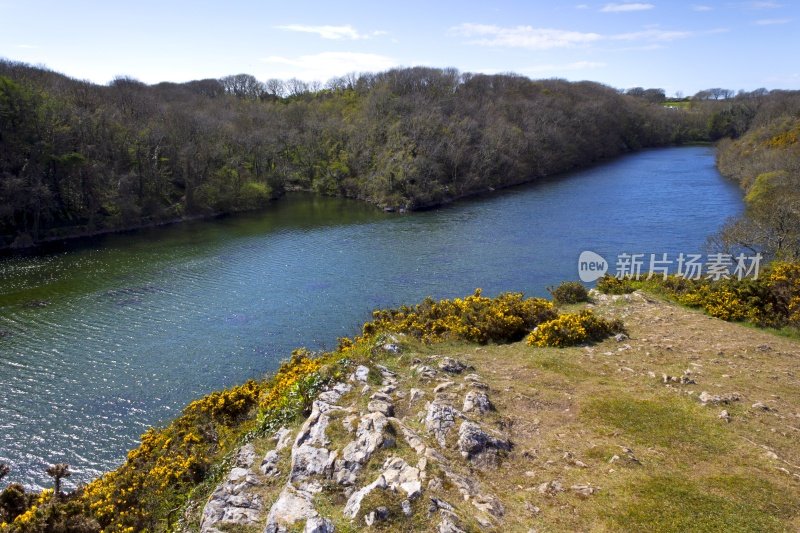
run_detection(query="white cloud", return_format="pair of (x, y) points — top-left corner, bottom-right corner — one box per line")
(14, 44), (39, 49)
(261, 52), (397, 81)
(748, 1), (782, 8)
(754, 17), (791, 24)
(691, 4), (713, 11)
(612, 28), (693, 40)
(452, 22), (706, 50)
(275, 24), (386, 40)
(451, 23), (603, 50)
(600, 3), (655, 12)
(575, 3), (590, 8)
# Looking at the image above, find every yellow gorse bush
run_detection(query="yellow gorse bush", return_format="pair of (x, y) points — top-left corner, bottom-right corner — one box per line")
(80, 377), (265, 531)
(596, 262), (800, 330)
(258, 349), (324, 412)
(366, 289), (557, 344)
(526, 310), (626, 347)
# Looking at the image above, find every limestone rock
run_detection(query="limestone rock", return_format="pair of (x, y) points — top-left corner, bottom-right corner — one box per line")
(463, 390), (493, 413)
(457, 421), (511, 465)
(425, 400), (460, 447)
(698, 391), (741, 405)
(352, 365), (370, 382)
(304, 516), (334, 533)
(439, 357), (468, 374)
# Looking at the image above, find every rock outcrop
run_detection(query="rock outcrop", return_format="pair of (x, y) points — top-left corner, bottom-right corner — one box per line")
(199, 352), (513, 531)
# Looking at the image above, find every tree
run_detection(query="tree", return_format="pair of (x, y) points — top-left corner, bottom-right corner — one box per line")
(46, 463), (72, 499)
(219, 74), (265, 99)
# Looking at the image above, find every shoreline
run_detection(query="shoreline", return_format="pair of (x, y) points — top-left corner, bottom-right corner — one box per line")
(0, 143), (702, 255)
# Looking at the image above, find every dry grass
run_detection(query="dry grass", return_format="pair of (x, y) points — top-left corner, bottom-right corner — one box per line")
(191, 292), (800, 532)
(422, 292), (800, 531)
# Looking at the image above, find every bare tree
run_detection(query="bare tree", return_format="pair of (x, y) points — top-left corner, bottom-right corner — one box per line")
(46, 463), (71, 499)
(264, 78), (286, 98)
(219, 74), (265, 99)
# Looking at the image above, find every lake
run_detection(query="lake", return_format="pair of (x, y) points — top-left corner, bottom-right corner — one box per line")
(0, 146), (743, 489)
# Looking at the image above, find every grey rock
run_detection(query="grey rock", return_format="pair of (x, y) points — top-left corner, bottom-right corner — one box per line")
(235, 443), (257, 468)
(335, 412), (391, 485)
(719, 409), (732, 423)
(457, 421), (512, 464)
(463, 390), (493, 413)
(537, 480), (564, 495)
(571, 484), (599, 497)
(402, 499), (413, 516)
(265, 486), (318, 532)
(409, 388), (425, 404)
(352, 365), (370, 382)
(274, 427), (294, 451)
(371, 391), (393, 402)
(368, 399), (395, 416)
(343, 474), (388, 518)
(699, 391), (741, 405)
(382, 342), (401, 354)
(425, 400), (460, 447)
(438, 517), (466, 533)
(434, 381), (456, 394)
(304, 516), (334, 533)
(260, 450), (280, 476)
(414, 365), (438, 380)
(439, 357), (468, 374)
(365, 506), (390, 526)
(381, 456), (423, 499)
(471, 493), (504, 518)
(291, 444), (336, 481)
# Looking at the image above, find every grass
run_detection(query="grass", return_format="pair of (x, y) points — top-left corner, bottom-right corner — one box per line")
(603, 475), (789, 532)
(183, 291), (800, 533)
(581, 394), (729, 453)
(529, 350), (590, 378)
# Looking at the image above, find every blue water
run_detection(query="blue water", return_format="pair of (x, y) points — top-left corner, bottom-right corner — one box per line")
(0, 146), (743, 489)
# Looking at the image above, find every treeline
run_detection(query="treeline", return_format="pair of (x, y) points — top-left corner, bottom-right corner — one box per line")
(0, 59), (777, 249)
(712, 90), (800, 259)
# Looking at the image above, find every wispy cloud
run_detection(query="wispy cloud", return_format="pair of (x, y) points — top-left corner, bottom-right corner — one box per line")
(747, 1), (782, 8)
(575, 3), (590, 9)
(261, 52), (396, 81)
(600, 2), (655, 12)
(14, 44), (39, 49)
(452, 22), (704, 50)
(691, 4), (713, 11)
(451, 24), (603, 49)
(613, 28), (693, 40)
(754, 17), (791, 24)
(275, 24), (386, 40)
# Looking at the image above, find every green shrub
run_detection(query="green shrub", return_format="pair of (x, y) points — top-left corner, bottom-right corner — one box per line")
(548, 281), (590, 304)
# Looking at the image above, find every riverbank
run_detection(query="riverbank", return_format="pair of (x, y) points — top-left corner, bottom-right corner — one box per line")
(2, 288), (799, 531)
(0, 142), (666, 253)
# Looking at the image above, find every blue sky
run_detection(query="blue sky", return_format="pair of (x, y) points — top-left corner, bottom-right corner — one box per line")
(1, 0), (797, 95)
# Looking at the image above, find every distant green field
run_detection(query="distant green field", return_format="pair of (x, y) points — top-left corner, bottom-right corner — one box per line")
(662, 100), (691, 109)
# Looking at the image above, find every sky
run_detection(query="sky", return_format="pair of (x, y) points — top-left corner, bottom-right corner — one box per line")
(0, 0), (797, 96)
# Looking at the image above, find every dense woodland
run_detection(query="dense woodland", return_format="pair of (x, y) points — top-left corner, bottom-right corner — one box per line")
(1, 60), (798, 253)
(714, 94), (800, 259)
(1, 61), (704, 248)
